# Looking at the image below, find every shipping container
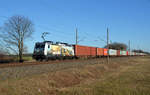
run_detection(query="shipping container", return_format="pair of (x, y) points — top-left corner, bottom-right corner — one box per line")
(117, 50), (120, 56)
(74, 45), (89, 56)
(140, 53), (143, 56)
(103, 49), (108, 56)
(134, 52), (136, 56)
(90, 47), (97, 56)
(120, 51), (127, 56)
(133, 52), (135, 55)
(132, 52), (135, 56)
(96, 48), (104, 56)
(109, 49), (117, 56)
(127, 51), (129, 56)
(74, 45), (97, 57)
(129, 51), (132, 56)
(136, 53), (140, 56)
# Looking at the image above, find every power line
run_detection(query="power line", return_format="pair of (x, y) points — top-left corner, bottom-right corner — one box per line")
(37, 24), (73, 35)
(74, 28), (87, 45)
(37, 25), (76, 40)
(37, 25), (96, 45)
(37, 27), (73, 39)
(84, 32), (96, 39)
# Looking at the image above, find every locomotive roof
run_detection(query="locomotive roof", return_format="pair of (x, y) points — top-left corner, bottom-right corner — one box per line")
(36, 41), (72, 46)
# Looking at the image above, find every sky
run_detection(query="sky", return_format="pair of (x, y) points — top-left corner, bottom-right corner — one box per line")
(0, 0), (150, 53)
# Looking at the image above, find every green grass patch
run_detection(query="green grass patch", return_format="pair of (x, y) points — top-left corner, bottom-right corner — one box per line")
(23, 56), (33, 61)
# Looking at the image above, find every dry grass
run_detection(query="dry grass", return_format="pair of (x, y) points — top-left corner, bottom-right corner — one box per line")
(0, 56), (150, 95)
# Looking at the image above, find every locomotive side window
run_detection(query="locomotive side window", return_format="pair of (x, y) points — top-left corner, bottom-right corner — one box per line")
(48, 45), (50, 48)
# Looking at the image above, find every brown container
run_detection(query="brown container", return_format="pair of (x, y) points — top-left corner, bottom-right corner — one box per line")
(117, 50), (120, 56)
(74, 45), (97, 57)
(90, 47), (97, 56)
(97, 48), (104, 56)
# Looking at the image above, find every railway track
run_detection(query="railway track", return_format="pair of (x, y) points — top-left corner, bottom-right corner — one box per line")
(0, 58), (103, 68)
(0, 60), (76, 68)
(0, 56), (142, 68)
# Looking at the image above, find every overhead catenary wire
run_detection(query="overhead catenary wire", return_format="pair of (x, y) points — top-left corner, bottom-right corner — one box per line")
(37, 25), (74, 39)
(75, 28), (88, 45)
(37, 29), (76, 44)
(37, 24), (73, 35)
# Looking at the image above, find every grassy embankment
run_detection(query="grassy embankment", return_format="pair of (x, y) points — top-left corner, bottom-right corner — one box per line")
(0, 54), (33, 63)
(0, 56), (150, 95)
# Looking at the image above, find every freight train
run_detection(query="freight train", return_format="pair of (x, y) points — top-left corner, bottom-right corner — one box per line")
(32, 41), (146, 61)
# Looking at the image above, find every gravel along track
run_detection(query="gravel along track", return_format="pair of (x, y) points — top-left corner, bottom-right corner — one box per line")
(0, 59), (104, 81)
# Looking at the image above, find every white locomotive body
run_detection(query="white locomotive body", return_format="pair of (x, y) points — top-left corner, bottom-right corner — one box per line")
(33, 41), (74, 61)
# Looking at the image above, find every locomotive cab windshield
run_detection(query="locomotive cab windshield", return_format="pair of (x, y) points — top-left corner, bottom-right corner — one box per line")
(33, 42), (46, 60)
(35, 43), (45, 50)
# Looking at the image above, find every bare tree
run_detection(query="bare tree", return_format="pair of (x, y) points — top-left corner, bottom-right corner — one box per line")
(0, 15), (34, 62)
